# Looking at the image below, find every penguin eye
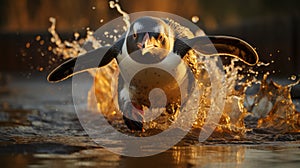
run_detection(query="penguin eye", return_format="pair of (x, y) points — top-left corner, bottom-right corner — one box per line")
(158, 34), (164, 42)
(133, 33), (137, 39)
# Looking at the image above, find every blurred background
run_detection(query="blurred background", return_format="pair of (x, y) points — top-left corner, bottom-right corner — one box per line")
(0, 0), (299, 78)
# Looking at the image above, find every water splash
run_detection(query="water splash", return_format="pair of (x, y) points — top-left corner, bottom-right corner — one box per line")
(48, 17), (100, 59)
(109, 1), (130, 30)
(248, 74), (300, 133)
(45, 3), (300, 142)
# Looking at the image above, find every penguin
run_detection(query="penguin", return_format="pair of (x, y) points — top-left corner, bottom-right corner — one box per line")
(47, 16), (259, 131)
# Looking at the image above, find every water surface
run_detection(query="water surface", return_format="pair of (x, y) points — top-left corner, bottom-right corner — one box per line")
(0, 74), (299, 167)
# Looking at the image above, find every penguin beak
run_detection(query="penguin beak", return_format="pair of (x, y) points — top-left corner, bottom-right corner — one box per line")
(137, 32), (156, 55)
(141, 33), (151, 47)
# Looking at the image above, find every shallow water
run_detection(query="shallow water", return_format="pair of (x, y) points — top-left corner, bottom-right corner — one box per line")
(0, 74), (299, 167)
(1, 144), (300, 168)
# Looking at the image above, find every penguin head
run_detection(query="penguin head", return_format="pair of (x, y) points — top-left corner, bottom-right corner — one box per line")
(125, 16), (174, 63)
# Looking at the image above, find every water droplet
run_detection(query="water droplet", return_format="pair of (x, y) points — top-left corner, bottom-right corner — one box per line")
(35, 35), (41, 41)
(49, 17), (56, 23)
(25, 42), (31, 48)
(109, 1), (115, 8)
(87, 30), (93, 36)
(39, 40), (45, 45)
(291, 75), (297, 81)
(74, 32), (80, 40)
(191, 16), (199, 23)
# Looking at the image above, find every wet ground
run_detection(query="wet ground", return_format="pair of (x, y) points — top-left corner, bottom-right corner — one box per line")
(0, 73), (300, 168)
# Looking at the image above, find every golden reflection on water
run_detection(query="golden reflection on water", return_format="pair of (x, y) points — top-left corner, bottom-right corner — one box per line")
(2, 144), (300, 168)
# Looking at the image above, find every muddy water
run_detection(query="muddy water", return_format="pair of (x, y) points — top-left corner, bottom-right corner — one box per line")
(0, 74), (299, 167)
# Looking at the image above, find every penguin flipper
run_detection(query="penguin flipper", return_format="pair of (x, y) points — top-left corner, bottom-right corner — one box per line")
(47, 39), (124, 83)
(174, 36), (259, 66)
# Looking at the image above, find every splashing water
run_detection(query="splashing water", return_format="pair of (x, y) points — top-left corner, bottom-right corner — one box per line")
(46, 1), (300, 142)
(48, 17), (100, 59)
(109, 1), (130, 29)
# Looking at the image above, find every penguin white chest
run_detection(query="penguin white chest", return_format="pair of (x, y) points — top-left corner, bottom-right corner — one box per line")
(117, 52), (188, 106)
